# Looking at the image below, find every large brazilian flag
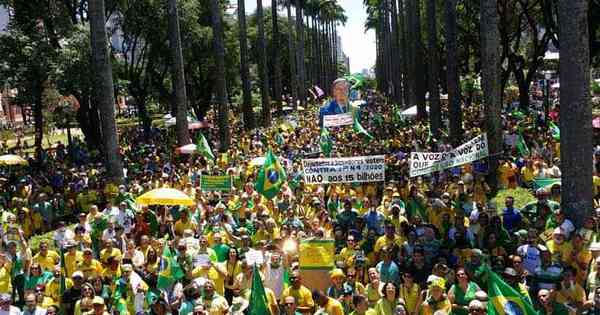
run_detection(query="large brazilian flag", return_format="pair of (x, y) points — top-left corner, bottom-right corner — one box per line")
(255, 149), (286, 199)
(487, 267), (537, 315)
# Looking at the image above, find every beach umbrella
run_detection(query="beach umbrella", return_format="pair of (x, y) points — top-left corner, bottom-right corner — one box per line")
(136, 188), (195, 206)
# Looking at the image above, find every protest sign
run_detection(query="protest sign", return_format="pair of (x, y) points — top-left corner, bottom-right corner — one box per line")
(245, 249), (264, 266)
(323, 113), (354, 127)
(301, 155), (385, 184)
(409, 134), (489, 177)
(200, 175), (232, 191)
(299, 239), (335, 270)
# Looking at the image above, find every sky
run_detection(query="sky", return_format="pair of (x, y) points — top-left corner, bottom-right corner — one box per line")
(237, 1), (376, 73)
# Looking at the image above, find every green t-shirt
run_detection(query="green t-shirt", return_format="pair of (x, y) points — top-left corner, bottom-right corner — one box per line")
(212, 244), (231, 262)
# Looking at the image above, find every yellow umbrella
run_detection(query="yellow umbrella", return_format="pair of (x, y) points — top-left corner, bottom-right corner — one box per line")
(0, 154), (28, 166)
(135, 188), (195, 206)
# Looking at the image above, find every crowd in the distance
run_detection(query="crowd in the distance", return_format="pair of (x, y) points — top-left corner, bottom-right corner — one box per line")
(0, 85), (598, 315)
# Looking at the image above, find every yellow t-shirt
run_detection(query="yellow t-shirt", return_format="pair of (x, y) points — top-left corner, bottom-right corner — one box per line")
(99, 248), (122, 265)
(45, 278), (73, 303)
(374, 235), (405, 254)
(77, 259), (104, 279)
(191, 265), (225, 296)
(281, 286), (315, 309)
(400, 283), (420, 314)
(64, 251), (83, 277)
(545, 240), (573, 265)
(0, 265), (12, 294)
(324, 298), (344, 315)
(521, 167), (535, 183)
(174, 219), (197, 236)
(33, 251), (60, 272)
(555, 284), (586, 305)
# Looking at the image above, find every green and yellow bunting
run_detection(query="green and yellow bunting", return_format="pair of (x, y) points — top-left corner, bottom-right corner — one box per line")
(255, 150), (286, 199)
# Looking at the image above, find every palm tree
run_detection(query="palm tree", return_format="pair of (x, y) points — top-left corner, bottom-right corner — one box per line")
(166, 0), (190, 145)
(404, 0), (416, 108)
(209, 0), (230, 150)
(558, 0), (592, 224)
(390, 0), (403, 104)
(237, 0), (256, 130)
(272, 0), (283, 115)
(295, 0), (307, 105)
(89, 0), (124, 182)
(445, 0), (462, 146)
(480, 0), (501, 191)
(427, 0), (440, 138)
(257, 0), (272, 126)
(286, 0), (298, 105)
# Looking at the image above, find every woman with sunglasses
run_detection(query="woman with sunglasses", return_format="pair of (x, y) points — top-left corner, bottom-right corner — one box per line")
(73, 282), (95, 315)
(23, 263), (53, 292)
(448, 268), (480, 315)
(399, 273), (421, 315)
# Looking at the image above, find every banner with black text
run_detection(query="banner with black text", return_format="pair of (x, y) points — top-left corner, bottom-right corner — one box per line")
(302, 155), (385, 184)
(409, 134), (489, 177)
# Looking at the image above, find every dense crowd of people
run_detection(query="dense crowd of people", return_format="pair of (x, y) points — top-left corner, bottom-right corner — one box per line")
(0, 81), (597, 315)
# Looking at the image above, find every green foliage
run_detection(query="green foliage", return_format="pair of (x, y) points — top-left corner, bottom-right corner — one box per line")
(492, 188), (537, 214)
(592, 80), (600, 95)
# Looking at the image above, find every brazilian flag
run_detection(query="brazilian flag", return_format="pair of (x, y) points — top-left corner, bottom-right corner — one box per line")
(248, 265), (270, 315)
(255, 150), (286, 199)
(353, 114), (374, 141)
(156, 239), (185, 289)
(487, 266), (537, 315)
(549, 121), (560, 140)
(197, 133), (215, 160)
(515, 133), (530, 157)
(319, 128), (333, 157)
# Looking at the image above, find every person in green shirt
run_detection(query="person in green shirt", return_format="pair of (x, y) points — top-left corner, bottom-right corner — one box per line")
(24, 263), (53, 291)
(211, 233), (231, 263)
(351, 294), (376, 315)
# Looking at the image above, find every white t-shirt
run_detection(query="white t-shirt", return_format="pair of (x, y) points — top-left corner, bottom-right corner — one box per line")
(517, 244), (541, 274)
(264, 261), (284, 298)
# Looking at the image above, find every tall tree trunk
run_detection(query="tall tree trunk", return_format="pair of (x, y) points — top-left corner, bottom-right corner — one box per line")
(210, 0), (230, 150)
(391, 0), (402, 104)
(445, 0), (462, 146)
(89, 0), (124, 182)
(427, 0), (441, 139)
(295, 0), (306, 105)
(167, 0), (190, 145)
(286, 1), (298, 106)
(414, 0), (426, 119)
(257, 0), (272, 126)
(405, 0), (417, 108)
(398, 0), (409, 107)
(480, 0), (502, 192)
(237, 0), (256, 130)
(271, 0), (282, 115)
(558, 0), (592, 226)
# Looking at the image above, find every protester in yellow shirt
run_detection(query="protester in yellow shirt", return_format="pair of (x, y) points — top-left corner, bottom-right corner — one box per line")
(0, 253), (12, 294)
(281, 270), (315, 314)
(174, 210), (196, 237)
(63, 242), (82, 277)
(190, 261), (227, 296)
(314, 290), (344, 315)
(45, 265), (73, 304)
(32, 241), (60, 272)
(554, 268), (586, 311)
(545, 228), (573, 265)
(99, 240), (122, 265)
(77, 248), (104, 279)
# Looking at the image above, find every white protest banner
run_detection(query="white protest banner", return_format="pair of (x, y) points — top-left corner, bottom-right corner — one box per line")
(409, 134), (489, 177)
(302, 155), (385, 184)
(323, 113), (354, 127)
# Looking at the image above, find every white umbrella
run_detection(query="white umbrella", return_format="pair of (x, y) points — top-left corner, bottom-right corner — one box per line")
(175, 143), (197, 154)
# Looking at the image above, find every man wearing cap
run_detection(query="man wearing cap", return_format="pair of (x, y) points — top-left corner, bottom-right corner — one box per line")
(545, 227), (573, 265)
(0, 293), (19, 314)
(90, 296), (109, 315)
